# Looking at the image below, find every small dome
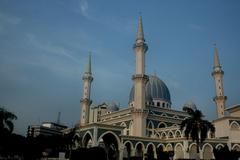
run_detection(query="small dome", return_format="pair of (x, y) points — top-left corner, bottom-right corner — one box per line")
(183, 101), (197, 111)
(106, 102), (119, 112)
(129, 75), (171, 104)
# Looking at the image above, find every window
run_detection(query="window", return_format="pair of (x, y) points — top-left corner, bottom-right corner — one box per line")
(157, 102), (160, 106)
(162, 103), (165, 108)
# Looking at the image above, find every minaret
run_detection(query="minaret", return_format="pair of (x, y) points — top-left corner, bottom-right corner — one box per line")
(211, 46), (227, 118)
(131, 15), (149, 137)
(80, 54), (93, 126)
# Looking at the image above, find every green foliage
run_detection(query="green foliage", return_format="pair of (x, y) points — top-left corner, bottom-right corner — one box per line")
(180, 107), (215, 153)
(0, 106), (17, 135)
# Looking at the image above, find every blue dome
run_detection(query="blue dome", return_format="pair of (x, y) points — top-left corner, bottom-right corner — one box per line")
(129, 75), (171, 103)
(106, 102), (119, 112)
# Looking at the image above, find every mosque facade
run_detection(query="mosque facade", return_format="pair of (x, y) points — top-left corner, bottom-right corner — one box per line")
(74, 16), (240, 159)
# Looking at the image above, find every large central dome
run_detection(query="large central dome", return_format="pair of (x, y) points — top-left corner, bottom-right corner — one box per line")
(129, 75), (171, 108)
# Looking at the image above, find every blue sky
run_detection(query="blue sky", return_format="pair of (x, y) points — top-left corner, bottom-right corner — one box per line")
(0, 0), (240, 135)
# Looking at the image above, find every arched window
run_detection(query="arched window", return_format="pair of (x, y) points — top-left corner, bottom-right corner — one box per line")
(230, 121), (239, 130)
(175, 130), (181, 138)
(147, 121), (154, 137)
(168, 132), (173, 139)
(158, 122), (167, 128)
(162, 103), (165, 108)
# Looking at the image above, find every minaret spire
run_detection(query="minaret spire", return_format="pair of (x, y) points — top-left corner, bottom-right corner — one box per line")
(131, 15), (149, 137)
(80, 54), (93, 126)
(136, 15), (145, 43)
(214, 46), (221, 69)
(211, 46), (227, 118)
(85, 53), (92, 74)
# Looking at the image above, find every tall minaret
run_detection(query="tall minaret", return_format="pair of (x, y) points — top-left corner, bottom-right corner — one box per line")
(131, 16), (149, 137)
(80, 54), (93, 126)
(212, 46), (227, 118)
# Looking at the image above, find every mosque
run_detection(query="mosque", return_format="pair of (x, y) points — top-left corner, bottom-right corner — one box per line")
(74, 16), (240, 159)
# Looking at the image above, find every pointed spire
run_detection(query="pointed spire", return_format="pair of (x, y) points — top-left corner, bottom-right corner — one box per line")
(213, 45), (221, 68)
(85, 53), (91, 74)
(136, 15), (145, 43)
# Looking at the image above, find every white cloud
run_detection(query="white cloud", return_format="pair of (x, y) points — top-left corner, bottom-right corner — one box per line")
(0, 12), (22, 34)
(74, 1), (134, 33)
(26, 33), (79, 63)
(78, 0), (89, 18)
(24, 33), (81, 77)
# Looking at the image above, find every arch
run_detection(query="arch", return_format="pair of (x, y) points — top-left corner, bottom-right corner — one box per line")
(98, 131), (120, 160)
(215, 144), (224, 149)
(158, 122), (167, 128)
(174, 143), (184, 159)
(120, 122), (128, 135)
(173, 115), (179, 119)
(82, 131), (93, 148)
(160, 132), (167, 139)
(230, 121), (240, 130)
(165, 143), (173, 151)
(161, 113), (167, 117)
(202, 143), (214, 159)
(146, 143), (156, 159)
(72, 133), (81, 149)
(135, 142), (145, 150)
(208, 130), (215, 138)
(98, 131), (121, 147)
(175, 130), (182, 138)
(120, 122), (127, 127)
(123, 141), (134, 149)
(167, 131), (174, 139)
(129, 120), (133, 136)
(157, 144), (165, 149)
(172, 124), (178, 127)
(82, 131), (93, 142)
(156, 144), (165, 159)
(232, 144), (240, 151)
(155, 132), (160, 139)
(135, 142), (145, 158)
(189, 143), (198, 159)
(147, 120), (154, 137)
(123, 141), (133, 159)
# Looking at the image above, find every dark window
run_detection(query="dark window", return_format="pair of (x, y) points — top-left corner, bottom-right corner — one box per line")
(157, 102), (160, 106)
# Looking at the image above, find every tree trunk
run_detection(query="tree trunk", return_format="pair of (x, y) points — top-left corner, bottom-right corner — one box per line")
(196, 141), (200, 160)
(197, 141), (200, 153)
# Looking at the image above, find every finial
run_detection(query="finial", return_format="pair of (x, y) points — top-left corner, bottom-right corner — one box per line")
(136, 14), (145, 43)
(85, 52), (92, 74)
(213, 45), (221, 68)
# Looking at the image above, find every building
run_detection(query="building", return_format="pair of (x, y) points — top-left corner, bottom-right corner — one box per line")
(27, 121), (67, 137)
(74, 16), (240, 159)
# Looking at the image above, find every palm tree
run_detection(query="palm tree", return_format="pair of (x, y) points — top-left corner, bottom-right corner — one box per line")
(180, 107), (215, 153)
(0, 107), (17, 135)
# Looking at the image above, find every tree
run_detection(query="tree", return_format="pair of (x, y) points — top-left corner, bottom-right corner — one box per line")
(180, 107), (215, 153)
(0, 107), (17, 135)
